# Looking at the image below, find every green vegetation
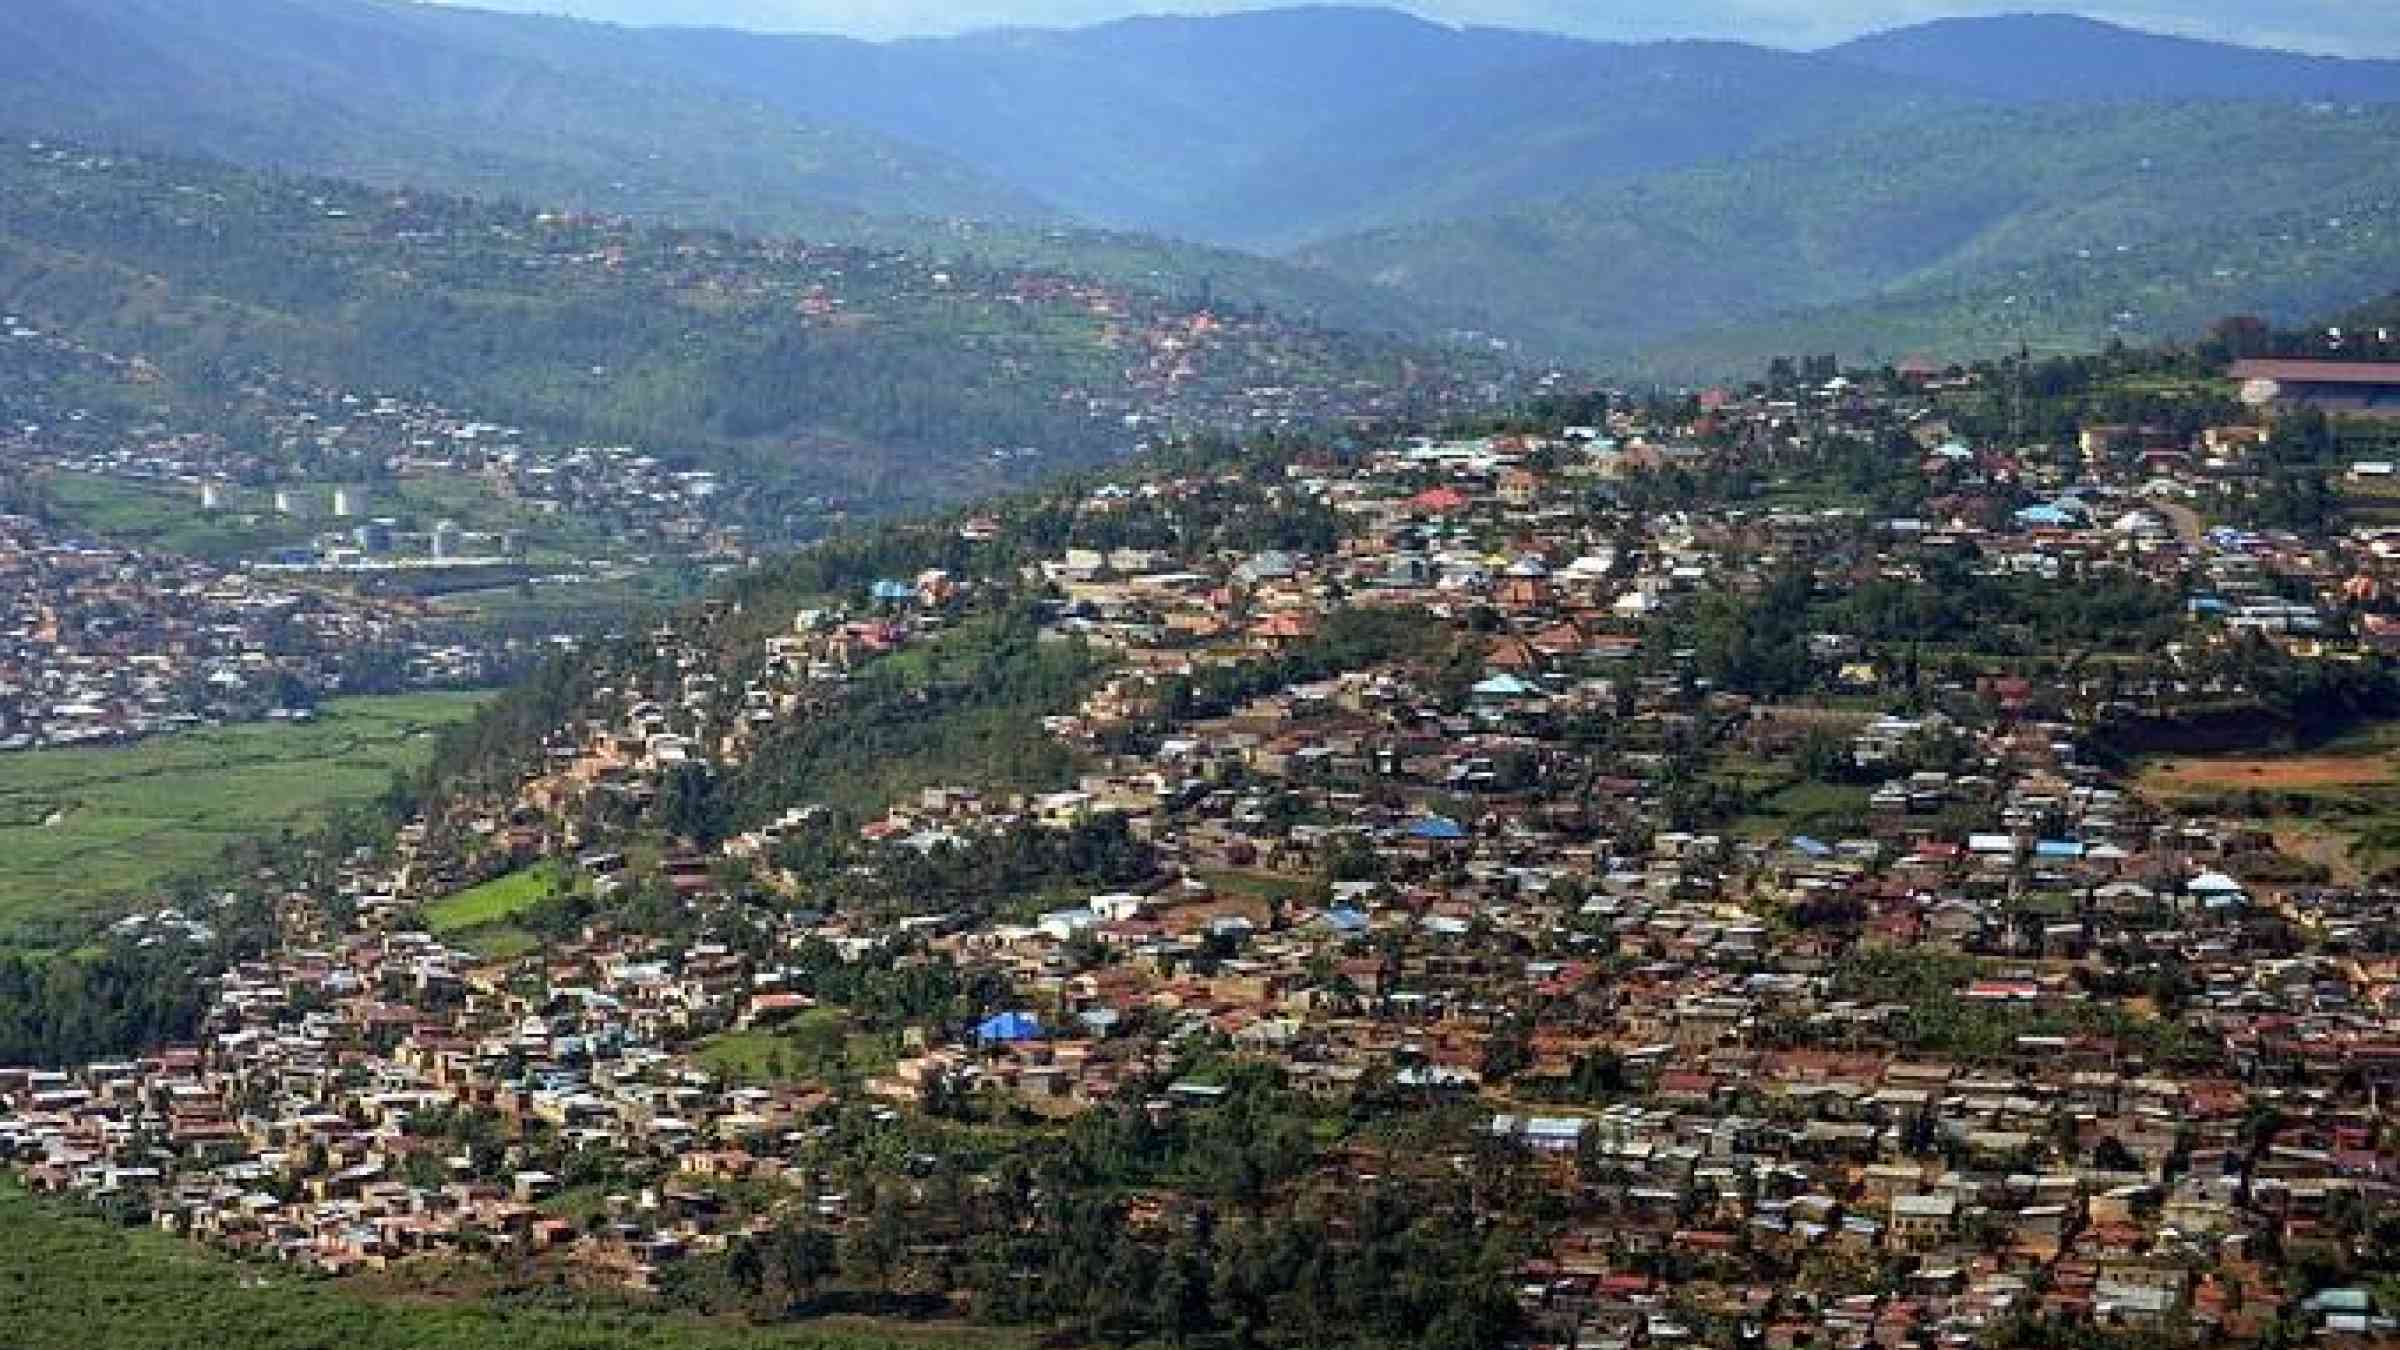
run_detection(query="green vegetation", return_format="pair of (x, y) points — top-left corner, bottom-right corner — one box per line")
(433, 568), (711, 634)
(1300, 102), (2400, 372)
(41, 473), (317, 561)
(0, 692), (487, 944)
(1735, 780), (1876, 841)
(696, 1010), (897, 1087)
(727, 610), (1103, 827)
(0, 1180), (1024, 1350)
(423, 862), (571, 935)
(1829, 950), (2215, 1067)
(0, 0), (1051, 237)
(0, 141), (1512, 529)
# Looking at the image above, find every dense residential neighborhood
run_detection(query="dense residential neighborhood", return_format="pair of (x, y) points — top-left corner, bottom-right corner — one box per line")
(0, 512), (493, 748)
(15, 4), (2400, 1347)
(9, 344), (2400, 1348)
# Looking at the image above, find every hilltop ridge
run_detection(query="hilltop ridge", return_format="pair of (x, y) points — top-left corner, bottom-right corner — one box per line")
(5, 2), (2398, 376)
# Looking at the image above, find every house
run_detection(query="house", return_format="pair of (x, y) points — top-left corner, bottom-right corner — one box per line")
(2229, 359), (2400, 419)
(1888, 1193), (1957, 1250)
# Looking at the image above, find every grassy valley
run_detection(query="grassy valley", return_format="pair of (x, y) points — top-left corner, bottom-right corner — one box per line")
(0, 693), (488, 947)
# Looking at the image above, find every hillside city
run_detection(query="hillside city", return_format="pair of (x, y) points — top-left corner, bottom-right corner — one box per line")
(6, 333), (2400, 1348)
(15, 5), (2400, 1349)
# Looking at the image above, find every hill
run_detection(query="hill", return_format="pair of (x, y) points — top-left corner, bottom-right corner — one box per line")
(0, 0), (1497, 338)
(6, 2), (2400, 380)
(0, 1), (1970, 252)
(579, 10), (1964, 248)
(1826, 13), (2400, 104)
(0, 0), (1056, 234)
(604, 7), (1586, 244)
(1295, 101), (2400, 375)
(1183, 39), (1972, 249)
(1627, 190), (2400, 379)
(0, 143), (1528, 524)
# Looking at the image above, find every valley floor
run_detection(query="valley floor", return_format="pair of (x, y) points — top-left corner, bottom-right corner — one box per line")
(0, 692), (490, 946)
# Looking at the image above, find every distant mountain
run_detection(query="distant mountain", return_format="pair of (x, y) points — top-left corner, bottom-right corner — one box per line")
(1184, 40), (1972, 249)
(0, 0), (1057, 234)
(5, 0), (2400, 385)
(576, 9), (1975, 248)
(0, 0), (1983, 251)
(608, 7), (1589, 244)
(1295, 101), (2400, 374)
(1825, 14), (2400, 104)
(1624, 190), (2400, 380)
(0, 0), (1509, 333)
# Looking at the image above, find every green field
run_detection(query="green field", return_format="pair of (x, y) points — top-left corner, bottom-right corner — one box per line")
(0, 1182), (1021, 1350)
(0, 692), (489, 943)
(698, 1010), (897, 1087)
(1732, 780), (1875, 842)
(45, 473), (318, 561)
(424, 863), (570, 934)
(44, 471), (624, 566)
(434, 566), (710, 631)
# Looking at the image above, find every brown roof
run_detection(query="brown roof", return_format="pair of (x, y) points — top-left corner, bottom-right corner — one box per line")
(2229, 359), (2400, 385)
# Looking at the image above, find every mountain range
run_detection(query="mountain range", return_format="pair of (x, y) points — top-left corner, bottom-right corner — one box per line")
(3, 0), (2399, 378)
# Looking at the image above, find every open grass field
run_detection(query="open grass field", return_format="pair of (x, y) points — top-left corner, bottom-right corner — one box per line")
(433, 567), (705, 628)
(0, 1181), (1023, 1350)
(424, 862), (570, 934)
(45, 472), (317, 561)
(697, 1009), (900, 1087)
(44, 471), (623, 565)
(1731, 779), (1875, 841)
(0, 692), (489, 943)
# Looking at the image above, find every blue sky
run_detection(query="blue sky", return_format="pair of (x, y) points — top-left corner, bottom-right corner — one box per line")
(428, 1), (2400, 57)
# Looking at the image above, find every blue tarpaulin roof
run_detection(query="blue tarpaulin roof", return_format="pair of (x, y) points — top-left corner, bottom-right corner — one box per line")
(976, 1011), (1042, 1043)
(1408, 815), (1467, 840)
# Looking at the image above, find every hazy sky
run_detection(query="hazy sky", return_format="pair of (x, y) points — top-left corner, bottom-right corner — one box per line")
(427, 0), (2400, 57)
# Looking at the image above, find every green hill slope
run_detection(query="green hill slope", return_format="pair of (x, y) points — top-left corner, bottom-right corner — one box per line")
(1625, 191), (2400, 379)
(1826, 13), (2400, 104)
(0, 144), (1525, 520)
(1294, 101), (2400, 372)
(0, 0), (1055, 234)
(1194, 41), (1974, 250)
(0, 0), (1964, 251)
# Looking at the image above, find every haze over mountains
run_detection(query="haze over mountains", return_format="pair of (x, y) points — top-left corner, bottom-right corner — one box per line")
(4, 0), (2399, 377)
